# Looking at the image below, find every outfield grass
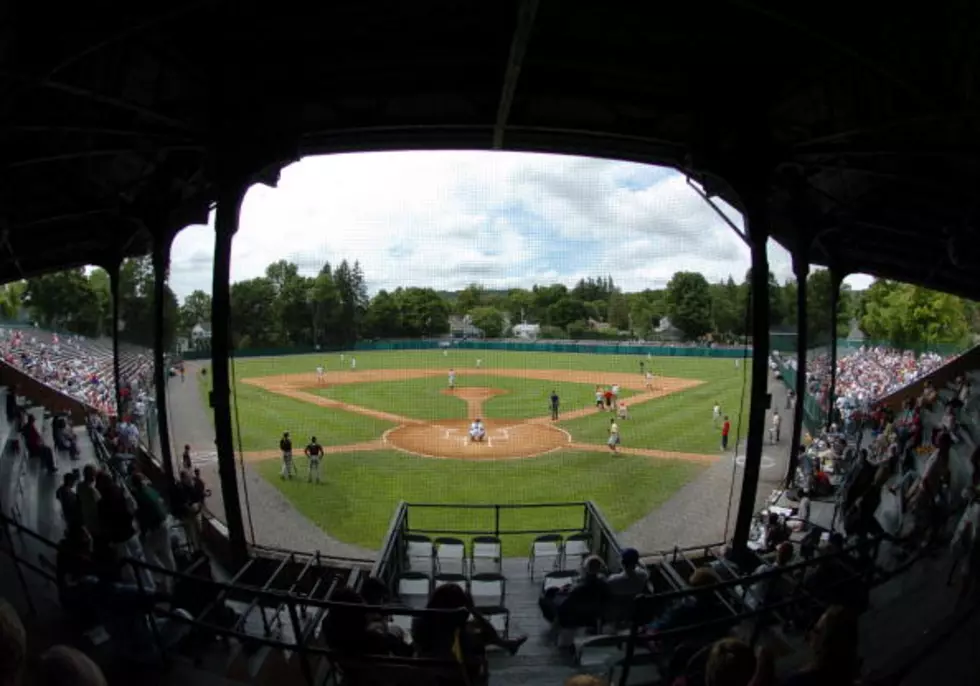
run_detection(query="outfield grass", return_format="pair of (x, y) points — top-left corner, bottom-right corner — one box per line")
(560, 371), (751, 454)
(254, 449), (705, 555)
(198, 375), (396, 451)
(315, 375), (635, 422)
(223, 348), (747, 379)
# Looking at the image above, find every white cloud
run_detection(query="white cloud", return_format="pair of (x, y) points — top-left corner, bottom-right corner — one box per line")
(170, 151), (810, 300)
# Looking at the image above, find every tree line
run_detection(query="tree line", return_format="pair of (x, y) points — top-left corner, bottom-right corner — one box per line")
(3, 257), (977, 353)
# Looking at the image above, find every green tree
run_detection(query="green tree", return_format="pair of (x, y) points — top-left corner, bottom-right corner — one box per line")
(362, 290), (403, 338)
(395, 287), (450, 337)
(806, 269), (851, 346)
(455, 284), (485, 314)
(547, 297), (589, 330)
(468, 306), (505, 338)
(179, 290), (212, 337)
(665, 271), (712, 339)
(310, 263), (341, 345)
(860, 280), (969, 350)
(230, 277), (278, 348)
(503, 288), (534, 324)
(607, 290), (630, 331)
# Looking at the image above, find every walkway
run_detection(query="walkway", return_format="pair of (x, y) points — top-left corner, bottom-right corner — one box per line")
(165, 363), (374, 559)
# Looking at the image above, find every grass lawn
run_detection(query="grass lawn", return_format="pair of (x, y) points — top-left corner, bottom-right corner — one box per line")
(254, 449), (705, 555)
(315, 375), (635, 421)
(223, 348), (748, 380)
(197, 375), (395, 452)
(560, 370), (752, 454)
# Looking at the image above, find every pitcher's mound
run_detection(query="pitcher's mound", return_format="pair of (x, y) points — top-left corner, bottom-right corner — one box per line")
(384, 419), (569, 460)
(440, 387), (507, 402)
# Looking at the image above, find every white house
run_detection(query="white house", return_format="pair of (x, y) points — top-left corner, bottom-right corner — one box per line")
(191, 322), (212, 347)
(512, 322), (541, 339)
(448, 315), (483, 338)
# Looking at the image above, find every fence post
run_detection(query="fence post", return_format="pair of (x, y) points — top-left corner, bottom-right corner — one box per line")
(286, 598), (315, 686)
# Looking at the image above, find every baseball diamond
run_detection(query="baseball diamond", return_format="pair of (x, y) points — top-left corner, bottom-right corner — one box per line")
(192, 349), (753, 553)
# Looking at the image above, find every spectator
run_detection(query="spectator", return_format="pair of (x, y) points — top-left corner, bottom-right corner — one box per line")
(781, 606), (860, 686)
(56, 472), (82, 530)
(37, 645), (108, 686)
(95, 471), (154, 591)
(321, 587), (412, 658)
(77, 465), (102, 539)
(130, 472), (176, 590)
(23, 413), (56, 473)
(191, 468), (210, 505)
(412, 583), (526, 681)
(52, 414), (79, 459)
(171, 470), (202, 550)
(744, 542), (793, 611)
(0, 599), (26, 686)
(704, 638), (773, 686)
(642, 568), (728, 645)
(539, 555), (610, 632)
(181, 444), (192, 471)
(607, 548), (650, 597)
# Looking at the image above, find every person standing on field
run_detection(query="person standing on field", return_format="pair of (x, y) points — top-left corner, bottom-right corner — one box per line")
(305, 436), (324, 484)
(280, 431), (295, 479)
(770, 411), (782, 444)
(608, 418), (621, 452)
(550, 390), (560, 421)
(448, 368), (456, 390)
(721, 416), (731, 451)
(350, 357), (357, 370)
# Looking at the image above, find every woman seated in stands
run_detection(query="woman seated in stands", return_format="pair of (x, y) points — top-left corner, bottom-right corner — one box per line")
(321, 587), (412, 658)
(639, 568), (729, 649)
(52, 413), (80, 458)
(413, 583), (527, 683)
(920, 380), (938, 409)
(781, 605), (860, 686)
(538, 555), (610, 631)
(22, 413), (56, 473)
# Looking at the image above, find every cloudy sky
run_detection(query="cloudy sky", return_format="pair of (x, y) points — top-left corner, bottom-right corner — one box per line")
(169, 151), (871, 301)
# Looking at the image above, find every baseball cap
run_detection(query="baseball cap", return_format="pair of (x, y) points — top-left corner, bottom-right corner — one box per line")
(621, 548), (639, 565)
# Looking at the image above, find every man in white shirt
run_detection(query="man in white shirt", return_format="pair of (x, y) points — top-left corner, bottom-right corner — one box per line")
(770, 411), (782, 443)
(713, 402), (721, 426)
(607, 548), (649, 597)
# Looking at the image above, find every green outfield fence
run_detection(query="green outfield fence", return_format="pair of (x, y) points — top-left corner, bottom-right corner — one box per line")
(183, 339), (751, 360)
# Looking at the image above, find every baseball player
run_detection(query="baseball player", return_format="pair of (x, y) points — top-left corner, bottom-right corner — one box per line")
(608, 418), (621, 452)
(611, 384), (621, 409)
(316, 364), (325, 384)
(617, 402), (630, 420)
(476, 358), (482, 369)
(350, 356), (357, 370)
(645, 371), (654, 389)
(279, 431), (295, 480)
(443, 349), (448, 357)
(550, 389), (560, 421)
(595, 386), (605, 410)
(713, 402), (722, 426)
(770, 411), (781, 444)
(469, 418), (486, 442)
(305, 436), (324, 484)
(448, 368), (456, 390)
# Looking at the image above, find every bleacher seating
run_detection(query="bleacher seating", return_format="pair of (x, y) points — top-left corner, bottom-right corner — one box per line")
(0, 325), (153, 417)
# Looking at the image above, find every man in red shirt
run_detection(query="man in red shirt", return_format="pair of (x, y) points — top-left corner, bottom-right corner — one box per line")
(721, 416), (731, 451)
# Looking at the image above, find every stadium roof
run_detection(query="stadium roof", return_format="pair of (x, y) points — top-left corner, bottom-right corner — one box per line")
(3, 2), (980, 297)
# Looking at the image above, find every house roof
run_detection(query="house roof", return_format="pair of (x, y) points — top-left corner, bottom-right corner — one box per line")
(3, 3), (980, 298)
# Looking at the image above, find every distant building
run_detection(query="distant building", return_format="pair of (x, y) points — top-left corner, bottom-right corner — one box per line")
(448, 315), (483, 339)
(190, 322), (212, 350)
(512, 322), (541, 339)
(588, 318), (611, 331)
(653, 316), (685, 342)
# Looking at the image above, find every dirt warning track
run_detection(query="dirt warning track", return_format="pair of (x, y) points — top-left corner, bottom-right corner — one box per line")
(242, 368), (715, 463)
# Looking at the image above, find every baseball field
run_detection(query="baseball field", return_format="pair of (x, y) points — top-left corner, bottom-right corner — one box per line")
(198, 349), (751, 554)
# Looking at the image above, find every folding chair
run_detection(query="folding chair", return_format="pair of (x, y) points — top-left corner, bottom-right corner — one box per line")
(561, 532), (591, 570)
(395, 571), (431, 608)
(404, 534), (433, 572)
(528, 533), (562, 580)
(470, 536), (502, 575)
(433, 537), (467, 574)
(433, 573), (467, 592)
(469, 572), (506, 607)
(541, 569), (579, 592)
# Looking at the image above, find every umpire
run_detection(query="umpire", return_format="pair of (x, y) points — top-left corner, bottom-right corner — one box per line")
(550, 390), (560, 421)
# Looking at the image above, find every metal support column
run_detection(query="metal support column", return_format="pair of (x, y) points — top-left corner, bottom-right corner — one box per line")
(152, 236), (176, 483)
(826, 268), (843, 430)
(109, 262), (123, 418)
(212, 181), (248, 563)
(786, 256), (809, 487)
(732, 206), (771, 554)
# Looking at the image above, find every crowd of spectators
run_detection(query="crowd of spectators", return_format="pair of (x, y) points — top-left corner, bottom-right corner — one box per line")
(0, 326), (152, 419)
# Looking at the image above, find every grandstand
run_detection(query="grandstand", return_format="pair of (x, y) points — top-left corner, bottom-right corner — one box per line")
(3, 4), (980, 686)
